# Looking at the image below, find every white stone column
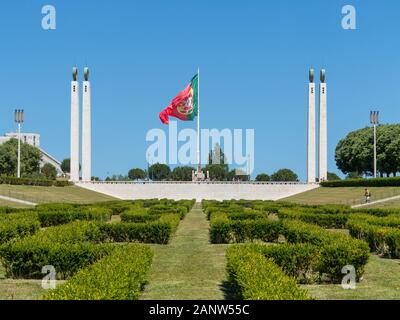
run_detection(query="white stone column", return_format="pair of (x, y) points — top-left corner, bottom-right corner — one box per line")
(81, 68), (91, 182)
(319, 69), (328, 182)
(70, 68), (80, 182)
(307, 69), (316, 184)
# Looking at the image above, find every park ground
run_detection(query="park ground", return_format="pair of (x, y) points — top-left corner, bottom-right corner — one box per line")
(0, 185), (400, 299)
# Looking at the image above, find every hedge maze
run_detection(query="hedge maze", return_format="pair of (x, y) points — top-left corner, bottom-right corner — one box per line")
(0, 199), (195, 300)
(1, 198), (398, 300)
(204, 200), (400, 300)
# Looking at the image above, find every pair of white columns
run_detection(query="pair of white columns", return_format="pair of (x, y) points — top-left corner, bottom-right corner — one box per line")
(70, 67), (91, 182)
(307, 69), (327, 184)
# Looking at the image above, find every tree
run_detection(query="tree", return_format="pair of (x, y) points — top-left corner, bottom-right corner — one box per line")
(128, 168), (146, 181)
(256, 173), (270, 182)
(346, 172), (363, 179)
(327, 172), (341, 181)
(61, 158), (81, 174)
(148, 163), (171, 181)
(61, 158), (70, 173)
(271, 169), (299, 182)
(335, 124), (400, 177)
(204, 164), (227, 181)
(170, 166), (194, 181)
(0, 139), (41, 177)
(41, 163), (57, 180)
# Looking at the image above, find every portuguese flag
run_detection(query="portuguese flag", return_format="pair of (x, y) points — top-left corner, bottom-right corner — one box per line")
(159, 74), (198, 125)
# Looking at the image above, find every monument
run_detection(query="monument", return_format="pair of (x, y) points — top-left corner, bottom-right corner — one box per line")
(319, 69), (327, 182)
(81, 67), (92, 182)
(70, 67), (80, 182)
(307, 69), (316, 183)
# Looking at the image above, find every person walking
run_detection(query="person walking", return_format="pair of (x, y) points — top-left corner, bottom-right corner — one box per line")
(364, 188), (372, 203)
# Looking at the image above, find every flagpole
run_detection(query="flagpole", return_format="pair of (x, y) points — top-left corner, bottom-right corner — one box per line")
(197, 67), (201, 175)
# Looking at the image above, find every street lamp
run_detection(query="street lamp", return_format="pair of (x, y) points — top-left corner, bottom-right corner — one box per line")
(370, 111), (380, 178)
(14, 109), (24, 178)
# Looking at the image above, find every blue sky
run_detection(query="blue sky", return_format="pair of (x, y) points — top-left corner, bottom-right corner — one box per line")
(0, 0), (399, 181)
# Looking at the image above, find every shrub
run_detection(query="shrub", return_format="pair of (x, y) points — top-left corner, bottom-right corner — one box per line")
(0, 212), (40, 243)
(278, 209), (348, 228)
(0, 221), (110, 279)
(44, 244), (153, 300)
(37, 207), (112, 227)
(321, 177), (400, 187)
(226, 245), (310, 300)
(148, 205), (187, 219)
(0, 176), (71, 187)
(347, 219), (400, 258)
(247, 243), (320, 283)
(281, 220), (370, 282)
(210, 213), (282, 244)
(98, 214), (180, 244)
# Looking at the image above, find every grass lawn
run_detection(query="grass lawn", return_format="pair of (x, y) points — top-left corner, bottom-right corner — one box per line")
(366, 197), (400, 209)
(283, 187), (400, 206)
(304, 255), (400, 300)
(0, 185), (116, 205)
(141, 203), (229, 300)
(0, 199), (32, 209)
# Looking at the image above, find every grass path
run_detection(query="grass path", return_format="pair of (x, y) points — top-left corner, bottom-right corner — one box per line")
(141, 203), (229, 300)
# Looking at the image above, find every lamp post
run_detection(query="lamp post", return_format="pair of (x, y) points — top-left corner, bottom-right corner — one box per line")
(370, 111), (380, 178)
(14, 109), (24, 178)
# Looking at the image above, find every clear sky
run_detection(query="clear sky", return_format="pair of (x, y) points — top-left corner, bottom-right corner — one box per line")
(0, 0), (399, 181)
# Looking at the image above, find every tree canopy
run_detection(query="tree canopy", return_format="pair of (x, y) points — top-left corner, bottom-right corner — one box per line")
(41, 163), (57, 180)
(170, 166), (194, 181)
(0, 139), (41, 177)
(335, 124), (400, 177)
(128, 168), (146, 181)
(270, 169), (299, 182)
(148, 163), (171, 181)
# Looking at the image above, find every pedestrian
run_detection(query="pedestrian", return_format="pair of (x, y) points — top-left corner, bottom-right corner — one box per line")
(364, 188), (371, 203)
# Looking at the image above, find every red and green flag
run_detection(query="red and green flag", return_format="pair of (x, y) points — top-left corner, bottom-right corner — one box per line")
(160, 74), (198, 125)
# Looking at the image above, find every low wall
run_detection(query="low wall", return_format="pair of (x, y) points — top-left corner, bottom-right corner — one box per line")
(77, 182), (319, 201)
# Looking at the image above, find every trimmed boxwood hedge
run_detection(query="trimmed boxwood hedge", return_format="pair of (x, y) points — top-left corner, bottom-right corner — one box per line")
(0, 212), (40, 243)
(281, 220), (370, 281)
(210, 213), (282, 244)
(226, 245), (311, 300)
(37, 207), (112, 227)
(0, 176), (71, 187)
(99, 214), (180, 244)
(44, 244), (153, 300)
(277, 209), (349, 229)
(347, 219), (400, 258)
(0, 221), (112, 279)
(321, 176), (400, 187)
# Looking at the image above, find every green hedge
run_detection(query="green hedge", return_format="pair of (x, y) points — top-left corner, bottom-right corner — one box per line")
(0, 221), (111, 279)
(246, 243), (320, 283)
(210, 213), (282, 244)
(98, 214), (180, 244)
(37, 207), (112, 227)
(0, 176), (71, 187)
(347, 219), (400, 258)
(226, 245), (310, 300)
(44, 244), (153, 300)
(281, 220), (370, 281)
(321, 177), (400, 187)
(0, 212), (40, 243)
(278, 209), (348, 229)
